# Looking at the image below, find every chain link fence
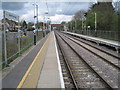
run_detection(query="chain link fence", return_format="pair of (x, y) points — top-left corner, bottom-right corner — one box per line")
(1, 31), (48, 69)
(73, 30), (119, 41)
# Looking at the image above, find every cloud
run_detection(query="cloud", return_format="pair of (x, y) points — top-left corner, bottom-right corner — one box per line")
(0, 2), (93, 23)
(50, 14), (72, 24)
(2, 2), (27, 11)
(48, 2), (90, 16)
(20, 10), (34, 21)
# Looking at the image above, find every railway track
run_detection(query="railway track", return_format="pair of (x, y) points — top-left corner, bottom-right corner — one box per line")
(64, 32), (120, 58)
(62, 32), (120, 70)
(56, 38), (75, 88)
(55, 31), (117, 89)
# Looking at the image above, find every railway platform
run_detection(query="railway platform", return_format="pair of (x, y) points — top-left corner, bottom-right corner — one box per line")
(2, 31), (119, 89)
(64, 31), (120, 53)
(2, 31), (64, 89)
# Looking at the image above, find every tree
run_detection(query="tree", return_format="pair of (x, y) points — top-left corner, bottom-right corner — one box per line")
(85, 2), (117, 31)
(73, 10), (86, 21)
(36, 22), (43, 29)
(27, 22), (34, 31)
(21, 20), (27, 29)
(70, 10), (86, 31)
(61, 21), (66, 25)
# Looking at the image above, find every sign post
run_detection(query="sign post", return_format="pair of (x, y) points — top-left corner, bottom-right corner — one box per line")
(3, 11), (19, 65)
(18, 17), (20, 56)
(3, 11), (7, 65)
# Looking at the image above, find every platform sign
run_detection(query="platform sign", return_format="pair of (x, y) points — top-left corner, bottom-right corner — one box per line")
(4, 11), (19, 21)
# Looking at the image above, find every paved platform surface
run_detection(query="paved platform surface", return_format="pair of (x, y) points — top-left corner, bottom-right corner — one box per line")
(64, 31), (120, 48)
(2, 31), (64, 89)
(2, 34), (49, 88)
(37, 31), (64, 88)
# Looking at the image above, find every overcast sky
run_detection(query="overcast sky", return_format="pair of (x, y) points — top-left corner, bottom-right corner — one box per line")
(0, 0), (118, 24)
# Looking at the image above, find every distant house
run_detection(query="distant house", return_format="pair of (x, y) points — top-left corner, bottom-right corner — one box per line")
(51, 24), (64, 30)
(0, 18), (18, 31)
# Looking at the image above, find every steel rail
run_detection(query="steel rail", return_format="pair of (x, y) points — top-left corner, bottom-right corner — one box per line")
(62, 33), (120, 70)
(57, 32), (113, 89)
(63, 32), (120, 60)
(55, 32), (79, 90)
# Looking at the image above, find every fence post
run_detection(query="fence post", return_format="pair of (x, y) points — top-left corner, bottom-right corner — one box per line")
(3, 11), (7, 65)
(18, 17), (20, 56)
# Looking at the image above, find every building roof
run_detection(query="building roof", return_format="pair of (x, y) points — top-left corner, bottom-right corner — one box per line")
(51, 24), (63, 27)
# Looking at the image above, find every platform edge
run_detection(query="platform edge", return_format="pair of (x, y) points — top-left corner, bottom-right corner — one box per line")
(53, 31), (65, 88)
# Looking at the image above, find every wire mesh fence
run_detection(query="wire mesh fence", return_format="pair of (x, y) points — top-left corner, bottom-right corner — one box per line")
(74, 30), (119, 41)
(1, 31), (46, 69)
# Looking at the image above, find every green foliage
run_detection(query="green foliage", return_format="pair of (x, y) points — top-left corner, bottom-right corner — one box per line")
(61, 21), (66, 25)
(85, 2), (118, 31)
(36, 22), (43, 29)
(67, 2), (119, 31)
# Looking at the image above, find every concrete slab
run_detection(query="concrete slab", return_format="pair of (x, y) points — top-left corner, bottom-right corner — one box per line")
(2, 34), (49, 88)
(37, 31), (64, 88)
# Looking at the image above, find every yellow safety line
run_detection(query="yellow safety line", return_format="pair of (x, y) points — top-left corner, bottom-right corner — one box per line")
(17, 34), (50, 89)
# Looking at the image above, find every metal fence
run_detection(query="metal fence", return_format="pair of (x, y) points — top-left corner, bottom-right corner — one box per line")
(73, 30), (119, 41)
(1, 31), (48, 69)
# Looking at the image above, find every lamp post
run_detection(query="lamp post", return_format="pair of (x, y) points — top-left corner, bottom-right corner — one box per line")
(81, 18), (84, 34)
(32, 3), (38, 45)
(36, 5), (38, 29)
(32, 4), (38, 29)
(95, 13), (97, 32)
(44, 12), (48, 30)
(43, 11), (48, 37)
(32, 4), (36, 29)
(71, 21), (72, 31)
(75, 20), (77, 32)
(90, 12), (97, 36)
(47, 17), (51, 31)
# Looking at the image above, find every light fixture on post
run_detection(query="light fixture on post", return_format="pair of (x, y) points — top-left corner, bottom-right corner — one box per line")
(44, 11), (48, 30)
(32, 3), (38, 30)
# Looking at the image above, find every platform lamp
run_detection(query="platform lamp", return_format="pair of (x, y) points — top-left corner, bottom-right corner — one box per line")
(93, 13), (97, 36)
(43, 11), (48, 37)
(47, 17), (51, 31)
(32, 3), (38, 45)
(32, 3), (38, 30)
(44, 11), (48, 30)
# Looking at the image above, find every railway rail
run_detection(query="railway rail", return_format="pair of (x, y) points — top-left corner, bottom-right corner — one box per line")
(55, 31), (119, 89)
(62, 32), (120, 70)
(56, 38), (75, 88)
(64, 32), (120, 58)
